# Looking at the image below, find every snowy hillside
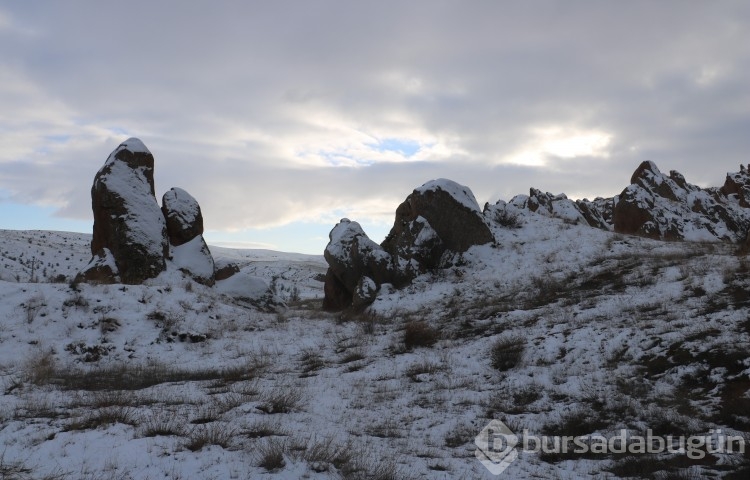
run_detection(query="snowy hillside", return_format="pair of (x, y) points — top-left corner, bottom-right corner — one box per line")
(1, 213), (749, 479)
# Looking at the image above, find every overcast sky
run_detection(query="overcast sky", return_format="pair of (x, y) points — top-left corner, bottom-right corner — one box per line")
(1, 1), (749, 253)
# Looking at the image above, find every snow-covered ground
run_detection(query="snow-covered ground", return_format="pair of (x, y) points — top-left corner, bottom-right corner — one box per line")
(0, 212), (749, 479)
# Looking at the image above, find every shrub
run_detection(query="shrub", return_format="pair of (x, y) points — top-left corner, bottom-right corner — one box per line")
(185, 422), (236, 451)
(65, 406), (137, 431)
(490, 334), (526, 371)
(403, 321), (439, 349)
(494, 209), (522, 229)
(302, 435), (354, 472)
(139, 414), (185, 438)
(258, 383), (305, 414)
(256, 438), (287, 471)
(298, 347), (327, 376)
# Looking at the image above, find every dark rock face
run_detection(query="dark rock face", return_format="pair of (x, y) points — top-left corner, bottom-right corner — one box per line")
(721, 164), (750, 208)
(323, 180), (494, 311)
(214, 261), (240, 281)
(82, 138), (168, 284)
(322, 269), (351, 311)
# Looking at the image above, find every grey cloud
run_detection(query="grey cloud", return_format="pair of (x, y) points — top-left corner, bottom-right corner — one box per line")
(1, 1), (750, 237)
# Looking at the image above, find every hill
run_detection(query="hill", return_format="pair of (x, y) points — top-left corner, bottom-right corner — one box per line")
(1, 204), (749, 478)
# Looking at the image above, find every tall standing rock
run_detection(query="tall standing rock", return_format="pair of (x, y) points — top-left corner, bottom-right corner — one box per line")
(162, 187), (215, 286)
(79, 138), (168, 284)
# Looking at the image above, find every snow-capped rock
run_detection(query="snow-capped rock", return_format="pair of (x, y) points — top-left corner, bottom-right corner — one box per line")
(323, 180), (495, 311)
(80, 138), (168, 284)
(162, 187), (205, 246)
(505, 188), (612, 230)
(383, 179), (493, 254)
(613, 161), (750, 241)
(323, 219), (393, 310)
(162, 187), (215, 285)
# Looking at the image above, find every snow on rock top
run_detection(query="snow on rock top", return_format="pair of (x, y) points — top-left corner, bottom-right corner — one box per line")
(117, 137), (151, 154)
(614, 161), (750, 241)
(414, 178), (482, 213)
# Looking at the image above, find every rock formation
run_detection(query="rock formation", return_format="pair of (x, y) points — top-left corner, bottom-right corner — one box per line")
(78, 138), (168, 284)
(612, 161), (750, 241)
(322, 179), (494, 311)
(505, 188), (613, 230)
(162, 188), (215, 286)
(499, 161), (750, 243)
(78, 138), (218, 286)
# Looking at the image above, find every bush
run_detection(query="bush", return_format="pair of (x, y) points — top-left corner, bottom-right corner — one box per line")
(490, 334), (525, 371)
(256, 438), (287, 471)
(494, 209), (522, 229)
(258, 383), (305, 414)
(403, 321), (439, 349)
(185, 422), (236, 451)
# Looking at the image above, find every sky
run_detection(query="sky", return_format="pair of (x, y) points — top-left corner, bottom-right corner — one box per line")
(1, 1), (749, 254)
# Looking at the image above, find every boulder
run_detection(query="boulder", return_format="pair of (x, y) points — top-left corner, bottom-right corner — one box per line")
(162, 187), (205, 246)
(382, 179), (493, 255)
(162, 187), (215, 285)
(214, 260), (240, 281)
(215, 272), (284, 312)
(78, 138), (222, 287)
(82, 138), (168, 284)
(76, 248), (120, 284)
(322, 219), (393, 311)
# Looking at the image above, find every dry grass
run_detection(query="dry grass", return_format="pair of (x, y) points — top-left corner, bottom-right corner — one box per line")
(490, 334), (526, 371)
(185, 422), (237, 452)
(402, 321), (439, 349)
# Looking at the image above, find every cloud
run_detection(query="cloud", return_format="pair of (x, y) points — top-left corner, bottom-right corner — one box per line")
(1, 0), (749, 245)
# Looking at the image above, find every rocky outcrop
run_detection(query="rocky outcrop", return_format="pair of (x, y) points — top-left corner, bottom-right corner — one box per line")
(78, 138), (218, 286)
(323, 179), (494, 311)
(162, 188), (215, 286)
(79, 138), (168, 284)
(323, 219), (394, 310)
(501, 161), (750, 243)
(382, 179), (493, 257)
(721, 164), (750, 208)
(505, 188), (613, 230)
(612, 161), (750, 241)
